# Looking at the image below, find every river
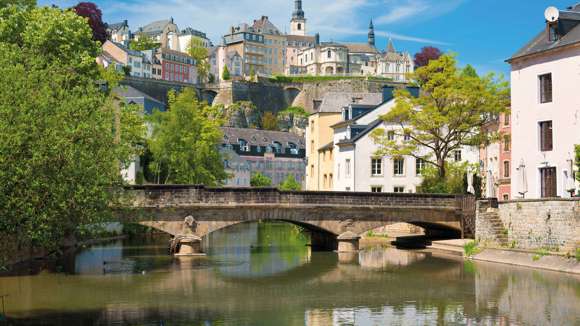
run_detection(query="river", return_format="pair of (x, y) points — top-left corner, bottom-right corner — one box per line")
(0, 221), (578, 325)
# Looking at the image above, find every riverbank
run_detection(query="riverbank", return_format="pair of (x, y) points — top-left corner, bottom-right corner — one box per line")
(427, 239), (580, 275)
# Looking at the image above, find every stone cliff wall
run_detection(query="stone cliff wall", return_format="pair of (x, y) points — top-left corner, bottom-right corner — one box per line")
(476, 198), (579, 253)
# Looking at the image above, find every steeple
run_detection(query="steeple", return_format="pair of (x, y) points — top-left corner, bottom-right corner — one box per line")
(290, 0), (306, 36)
(368, 19), (375, 46)
(293, 0), (304, 19)
(387, 38), (395, 53)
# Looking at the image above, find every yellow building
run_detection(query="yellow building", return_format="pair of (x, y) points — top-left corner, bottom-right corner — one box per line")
(305, 92), (382, 190)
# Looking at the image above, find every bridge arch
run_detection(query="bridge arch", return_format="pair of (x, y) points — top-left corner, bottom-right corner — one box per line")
(283, 87), (301, 106)
(200, 89), (218, 105)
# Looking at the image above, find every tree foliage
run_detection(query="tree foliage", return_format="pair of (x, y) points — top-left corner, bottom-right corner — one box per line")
(575, 145), (580, 182)
(261, 111), (278, 130)
(279, 175), (301, 191)
(418, 162), (480, 196)
(0, 0), (35, 9)
(0, 5), (144, 253)
(72, 2), (107, 44)
(222, 65), (231, 80)
(129, 33), (159, 51)
(187, 36), (209, 82)
(371, 55), (510, 178)
(250, 172), (272, 187)
(413, 46), (442, 68)
(147, 88), (227, 185)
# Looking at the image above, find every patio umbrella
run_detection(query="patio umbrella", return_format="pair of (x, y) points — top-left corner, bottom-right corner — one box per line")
(517, 160), (528, 198)
(466, 171), (475, 194)
(486, 169), (495, 198)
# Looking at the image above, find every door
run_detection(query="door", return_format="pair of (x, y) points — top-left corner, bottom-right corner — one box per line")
(540, 167), (557, 198)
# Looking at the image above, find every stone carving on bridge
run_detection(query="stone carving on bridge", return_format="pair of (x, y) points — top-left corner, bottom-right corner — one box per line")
(184, 215), (198, 232)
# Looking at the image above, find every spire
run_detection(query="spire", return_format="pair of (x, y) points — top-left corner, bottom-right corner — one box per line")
(293, 0), (304, 19)
(387, 38), (395, 53)
(368, 19), (375, 46)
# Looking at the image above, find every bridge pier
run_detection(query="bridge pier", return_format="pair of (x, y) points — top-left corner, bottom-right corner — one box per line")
(337, 231), (361, 253)
(171, 235), (204, 256)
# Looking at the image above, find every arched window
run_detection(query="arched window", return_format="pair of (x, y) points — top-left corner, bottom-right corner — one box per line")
(238, 138), (249, 151)
(272, 141), (282, 154)
(327, 50), (331, 59)
(297, 23), (302, 30)
(288, 142), (298, 155)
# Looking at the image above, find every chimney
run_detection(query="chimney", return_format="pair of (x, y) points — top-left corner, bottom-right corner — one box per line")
(123, 19), (128, 26)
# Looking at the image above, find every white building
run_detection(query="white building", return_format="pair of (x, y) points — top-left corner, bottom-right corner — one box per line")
(332, 86), (479, 193)
(508, 4), (580, 198)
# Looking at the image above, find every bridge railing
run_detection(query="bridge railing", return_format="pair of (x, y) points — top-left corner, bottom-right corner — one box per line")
(124, 185), (463, 209)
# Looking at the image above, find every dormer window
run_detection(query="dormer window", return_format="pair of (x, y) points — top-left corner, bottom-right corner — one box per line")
(238, 138), (249, 152)
(548, 23), (559, 42)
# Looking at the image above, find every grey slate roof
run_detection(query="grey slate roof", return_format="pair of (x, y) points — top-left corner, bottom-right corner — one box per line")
(221, 127), (305, 148)
(317, 92), (383, 113)
(344, 43), (379, 54)
(140, 19), (174, 36)
(112, 41), (144, 58)
(508, 4), (580, 62)
(113, 85), (164, 106)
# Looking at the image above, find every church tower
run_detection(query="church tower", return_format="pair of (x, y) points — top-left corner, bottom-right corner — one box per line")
(368, 19), (375, 46)
(290, 0), (306, 36)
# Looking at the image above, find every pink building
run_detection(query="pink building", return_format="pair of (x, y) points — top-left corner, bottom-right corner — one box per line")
(508, 4), (580, 198)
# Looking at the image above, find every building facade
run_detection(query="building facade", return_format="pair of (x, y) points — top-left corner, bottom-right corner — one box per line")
(156, 48), (197, 84)
(508, 4), (580, 198)
(107, 20), (131, 45)
(100, 41), (152, 78)
(305, 92), (382, 190)
(221, 128), (306, 187)
(331, 86), (479, 193)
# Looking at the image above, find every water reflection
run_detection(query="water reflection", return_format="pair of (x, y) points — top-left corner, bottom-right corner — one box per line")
(0, 221), (578, 325)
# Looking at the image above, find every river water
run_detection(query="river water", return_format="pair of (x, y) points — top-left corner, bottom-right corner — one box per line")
(0, 221), (578, 325)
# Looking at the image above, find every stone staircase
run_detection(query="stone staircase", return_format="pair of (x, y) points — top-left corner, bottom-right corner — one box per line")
(480, 209), (509, 246)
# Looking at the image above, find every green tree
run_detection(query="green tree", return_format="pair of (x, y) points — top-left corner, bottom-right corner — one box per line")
(279, 175), (301, 191)
(249, 66), (256, 81)
(250, 172), (272, 187)
(222, 65), (231, 80)
(575, 145), (580, 182)
(0, 0), (35, 9)
(418, 162), (479, 195)
(0, 5), (144, 255)
(147, 88), (227, 185)
(187, 36), (210, 82)
(129, 33), (159, 51)
(371, 54), (509, 178)
(261, 111), (278, 130)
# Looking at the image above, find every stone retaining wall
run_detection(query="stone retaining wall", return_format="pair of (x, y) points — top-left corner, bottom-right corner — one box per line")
(476, 199), (579, 254)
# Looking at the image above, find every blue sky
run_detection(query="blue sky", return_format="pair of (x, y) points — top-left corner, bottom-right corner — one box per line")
(39, 0), (575, 76)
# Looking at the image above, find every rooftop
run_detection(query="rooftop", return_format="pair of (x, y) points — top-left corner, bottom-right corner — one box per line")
(317, 92), (383, 113)
(344, 43), (379, 54)
(508, 4), (580, 62)
(221, 127), (305, 148)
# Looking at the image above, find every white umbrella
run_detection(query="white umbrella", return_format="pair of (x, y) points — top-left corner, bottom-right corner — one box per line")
(466, 171), (475, 194)
(486, 169), (495, 198)
(517, 160), (528, 198)
(564, 169), (576, 194)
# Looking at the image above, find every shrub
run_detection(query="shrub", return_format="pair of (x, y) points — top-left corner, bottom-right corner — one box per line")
(250, 172), (272, 187)
(279, 175), (301, 191)
(463, 241), (480, 257)
(222, 66), (230, 80)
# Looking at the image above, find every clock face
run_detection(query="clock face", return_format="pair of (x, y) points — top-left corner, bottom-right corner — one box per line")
(544, 6), (559, 22)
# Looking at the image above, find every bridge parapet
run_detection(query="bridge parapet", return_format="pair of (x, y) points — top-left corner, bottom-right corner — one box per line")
(123, 185), (461, 209)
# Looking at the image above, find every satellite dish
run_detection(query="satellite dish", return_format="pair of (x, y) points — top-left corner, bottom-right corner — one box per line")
(545, 6), (559, 22)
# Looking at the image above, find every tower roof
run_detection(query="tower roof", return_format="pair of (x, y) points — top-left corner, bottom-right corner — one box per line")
(387, 38), (395, 53)
(292, 0), (305, 19)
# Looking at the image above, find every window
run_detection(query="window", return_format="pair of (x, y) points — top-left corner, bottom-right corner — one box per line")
(416, 158), (425, 176)
(297, 23), (301, 30)
(327, 50), (331, 59)
(371, 158), (382, 176)
(539, 121), (553, 151)
(371, 186), (382, 193)
(238, 138), (249, 152)
(404, 133), (411, 141)
(502, 194), (509, 201)
(394, 186), (405, 193)
(504, 114), (510, 126)
(387, 131), (395, 141)
(503, 161), (510, 178)
(393, 158), (404, 176)
(540, 167), (557, 198)
(539, 73), (552, 103)
(454, 150), (462, 162)
(503, 135), (511, 152)
(346, 159), (351, 178)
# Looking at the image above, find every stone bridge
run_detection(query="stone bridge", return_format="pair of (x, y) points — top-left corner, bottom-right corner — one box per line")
(117, 185), (475, 254)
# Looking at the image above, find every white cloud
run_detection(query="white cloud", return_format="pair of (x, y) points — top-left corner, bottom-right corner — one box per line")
(40, 0), (454, 45)
(375, 0), (464, 25)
